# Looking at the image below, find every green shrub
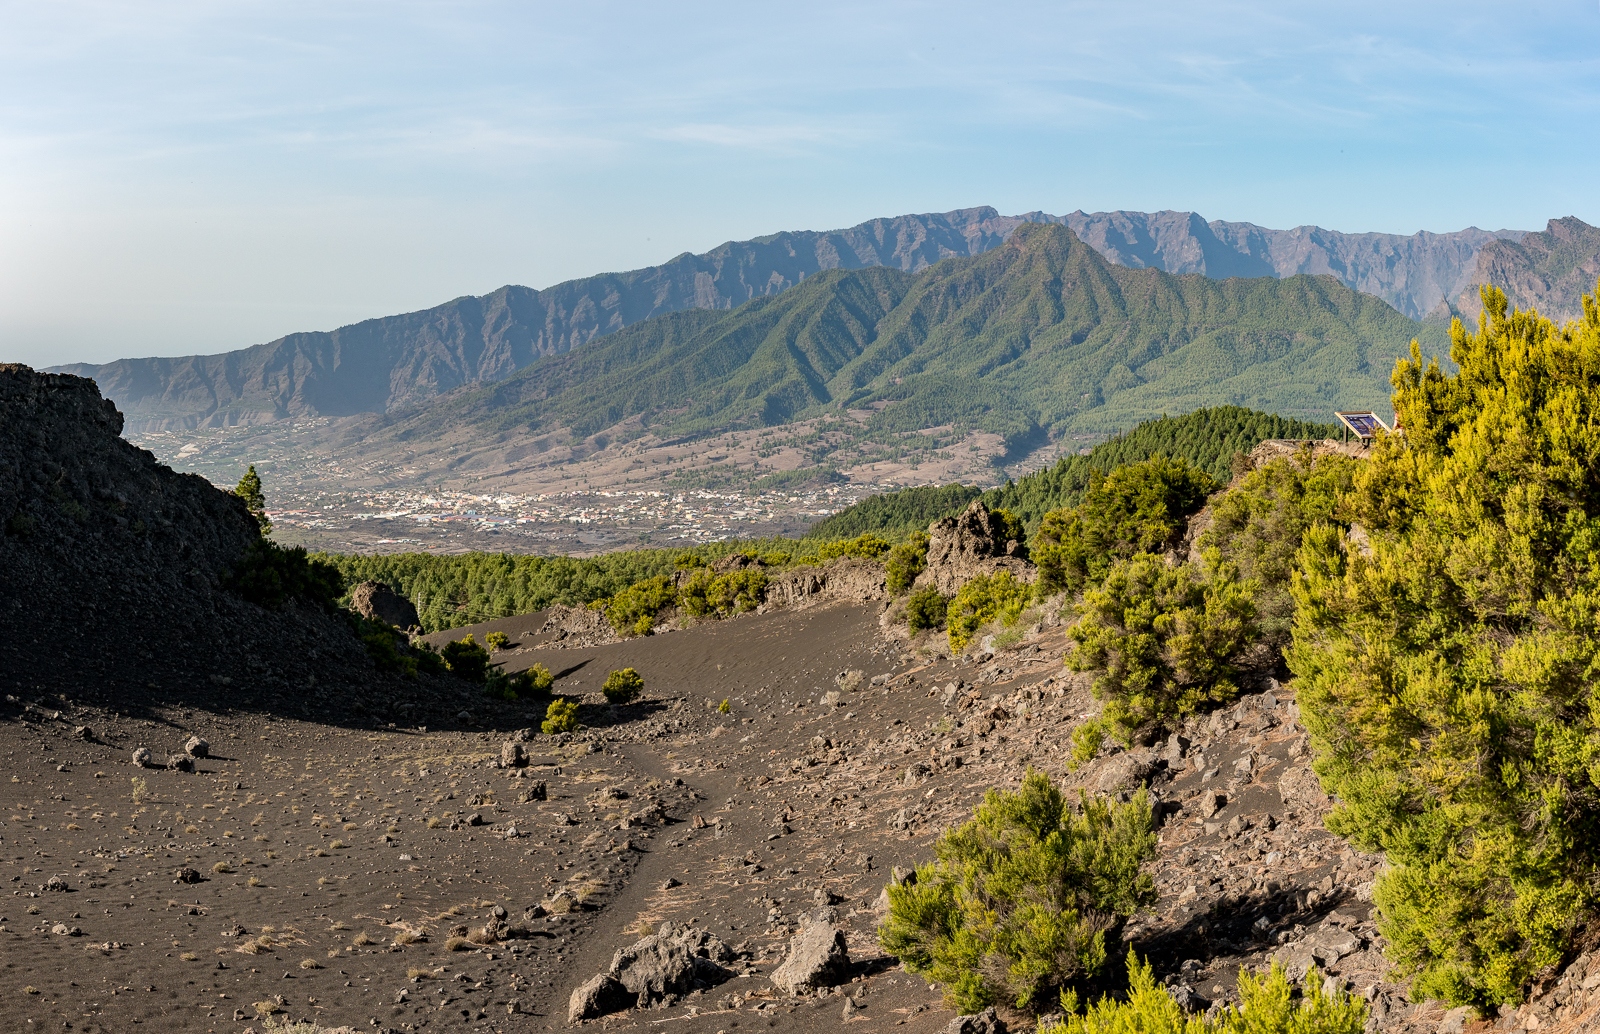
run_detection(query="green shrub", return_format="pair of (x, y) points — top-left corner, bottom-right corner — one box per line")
(1287, 288), (1600, 1007)
(1067, 549), (1257, 747)
(440, 635), (491, 683)
(1200, 452), (1357, 644)
(540, 699), (579, 734)
(483, 665), (518, 700)
(602, 668), (644, 705)
(679, 568), (767, 618)
(484, 631), (511, 651)
(229, 540), (344, 609)
(603, 575), (677, 635)
(946, 571), (1034, 652)
(674, 553), (707, 570)
(1032, 457), (1215, 596)
(519, 663), (554, 695)
(412, 639), (448, 676)
(234, 464), (271, 534)
(351, 614), (418, 677)
(1039, 954), (1366, 1034)
(991, 507), (1025, 545)
(878, 771), (1155, 1015)
(885, 534), (928, 595)
(759, 551), (792, 566)
(906, 586), (949, 633)
(813, 533), (893, 563)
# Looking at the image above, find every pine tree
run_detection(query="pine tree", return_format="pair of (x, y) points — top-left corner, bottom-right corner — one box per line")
(234, 464), (270, 534)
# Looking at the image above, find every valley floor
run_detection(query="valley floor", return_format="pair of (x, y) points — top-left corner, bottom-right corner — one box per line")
(0, 598), (1539, 1034)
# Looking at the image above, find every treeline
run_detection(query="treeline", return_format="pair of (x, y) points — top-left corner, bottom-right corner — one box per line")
(804, 482), (983, 541)
(319, 542), (780, 633)
(981, 406), (1341, 528)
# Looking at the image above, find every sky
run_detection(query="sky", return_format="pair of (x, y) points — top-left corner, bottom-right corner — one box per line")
(4, 1), (1600, 368)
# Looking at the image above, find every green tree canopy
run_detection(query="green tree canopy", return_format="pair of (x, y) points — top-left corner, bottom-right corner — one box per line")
(234, 464), (270, 533)
(1289, 284), (1600, 1007)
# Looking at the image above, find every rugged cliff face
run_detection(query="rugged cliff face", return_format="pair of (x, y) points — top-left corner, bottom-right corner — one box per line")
(49, 208), (1526, 431)
(1436, 216), (1600, 326)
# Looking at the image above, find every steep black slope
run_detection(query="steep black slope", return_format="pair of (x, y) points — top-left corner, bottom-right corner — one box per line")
(0, 365), (449, 722)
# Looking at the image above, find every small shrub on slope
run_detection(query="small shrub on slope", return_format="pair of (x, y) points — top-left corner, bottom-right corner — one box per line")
(1039, 954), (1366, 1034)
(946, 571), (1033, 652)
(603, 576), (677, 635)
(885, 533), (928, 595)
(602, 668), (644, 705)
(906, 586), (949, 633)
(1033, 457), (1215, 596)
(1068, 550), (1257, 750)
(878, 770), (1155, 1015)
(1288, 287), (1600, 1007)
(541, 699), (579, 734)
(439, 635), (490, 683)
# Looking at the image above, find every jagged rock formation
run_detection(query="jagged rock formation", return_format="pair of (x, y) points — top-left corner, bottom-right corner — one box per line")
(916, 500), (1034, 595)
(1433, 216), (1600, 326)
(50, 208), (1525, 431)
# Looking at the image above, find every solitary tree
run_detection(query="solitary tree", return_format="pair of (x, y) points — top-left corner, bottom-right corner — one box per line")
(234, 465), (270, 533)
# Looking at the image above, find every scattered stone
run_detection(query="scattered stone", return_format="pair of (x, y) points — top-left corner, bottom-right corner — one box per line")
(1197, 791), (1225, 819)
(184, 735), (209, 758)
(519, 781), (548, 803)
(770, 920), (851, 995)
(131, 747), (153, 768)
(167, 754), (194, 772)
(567, 973), (630, 1022)
(1167, 984), (1210, 1013)
(1439, 1005), (1473, 1034)
(42, 875), (68, 892)
(501, 741), (526, 767)
(942, 1007), (1006, 1034)
(175, 867), (202, 884)
(72, 725), (93, 741)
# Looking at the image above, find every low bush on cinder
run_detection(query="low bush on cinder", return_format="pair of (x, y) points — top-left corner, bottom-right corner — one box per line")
(541, 699), (579, 734)
(946, 571), (1034, 652)
(878, 770), (1156, 1015)
(351, 614), (418, 677)
(440, 635), (491, 683)
(678, 568), (767, 618)
(484, 631), (510, 651)
(1067, 549), (1256, 752)
(602, 668), (644, 705)
(885, 534), (929, 595)
(906, 586), (949, 633)
(1038, 954), (1366, 1034)
(229, 540), (345, 609)
(603, 576), (677, 635)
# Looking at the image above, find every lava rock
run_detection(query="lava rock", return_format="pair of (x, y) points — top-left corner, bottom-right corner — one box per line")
(501, 741), (526, 768)
(770, 920), (851, 995)
(567, 974), (630, 1023)
(131, 747), (153, 768)
(349, 580), (421, 631)
(184, 735), (209, 758)
(943, 1007), (1007, 1034)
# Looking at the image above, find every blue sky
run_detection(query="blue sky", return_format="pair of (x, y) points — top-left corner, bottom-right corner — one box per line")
(4, 1), (1599, 367)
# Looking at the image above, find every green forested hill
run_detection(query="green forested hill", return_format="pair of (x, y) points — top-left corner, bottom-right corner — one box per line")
(978, 406), (1340, 528)
(810, 406), (1341, 538)
(356, 223), (1439, 460)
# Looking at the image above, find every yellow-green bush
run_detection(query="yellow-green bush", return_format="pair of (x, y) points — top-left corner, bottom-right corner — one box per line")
(1288, 286), (1600, 1007)
(878, 771), (1155, 1015)
(1199, 452), (1357, 644)
(814, 533), (893, 563)
(1032, 457), (1214, 596)
(602, 576), (677, 636)
(540, 699), (579, 734)
(602, 667), (644, 704)
(1067, 550), (1256, 749)
(484, 631), (510, 651)
(1039, 954), (1366, 1034)
(946, 571), (1034, 652)
(679, 568), (767, 618)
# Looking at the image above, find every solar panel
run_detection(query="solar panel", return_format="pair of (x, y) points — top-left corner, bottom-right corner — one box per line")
(1335, 411), (1392, 439)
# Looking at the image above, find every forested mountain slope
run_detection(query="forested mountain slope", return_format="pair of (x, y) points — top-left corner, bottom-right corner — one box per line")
(51, 207), (1516, 431)
(339, 224), (1433, 476)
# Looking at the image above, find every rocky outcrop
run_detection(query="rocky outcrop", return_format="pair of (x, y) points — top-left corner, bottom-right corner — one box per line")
(1438, 216), (1600, 327)
(349, 580), (420, 630)
(766, 557), (888, 607)
(916, 500), (1035, 595)
(537, 603), (617, 646)
(568, 923), (737, 1021)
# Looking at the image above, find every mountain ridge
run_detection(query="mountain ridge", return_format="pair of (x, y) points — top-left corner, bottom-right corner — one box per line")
(51, 207), (1523, 432)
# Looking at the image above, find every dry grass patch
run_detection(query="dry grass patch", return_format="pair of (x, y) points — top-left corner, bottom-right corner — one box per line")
(393, 929), (425, 945)
(444, 935), (471, 952)
(211, 861), (232, 874)
(299, 958), (321, 970)
(351, 932), (374, 946)
(180, 951), (198, 961)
